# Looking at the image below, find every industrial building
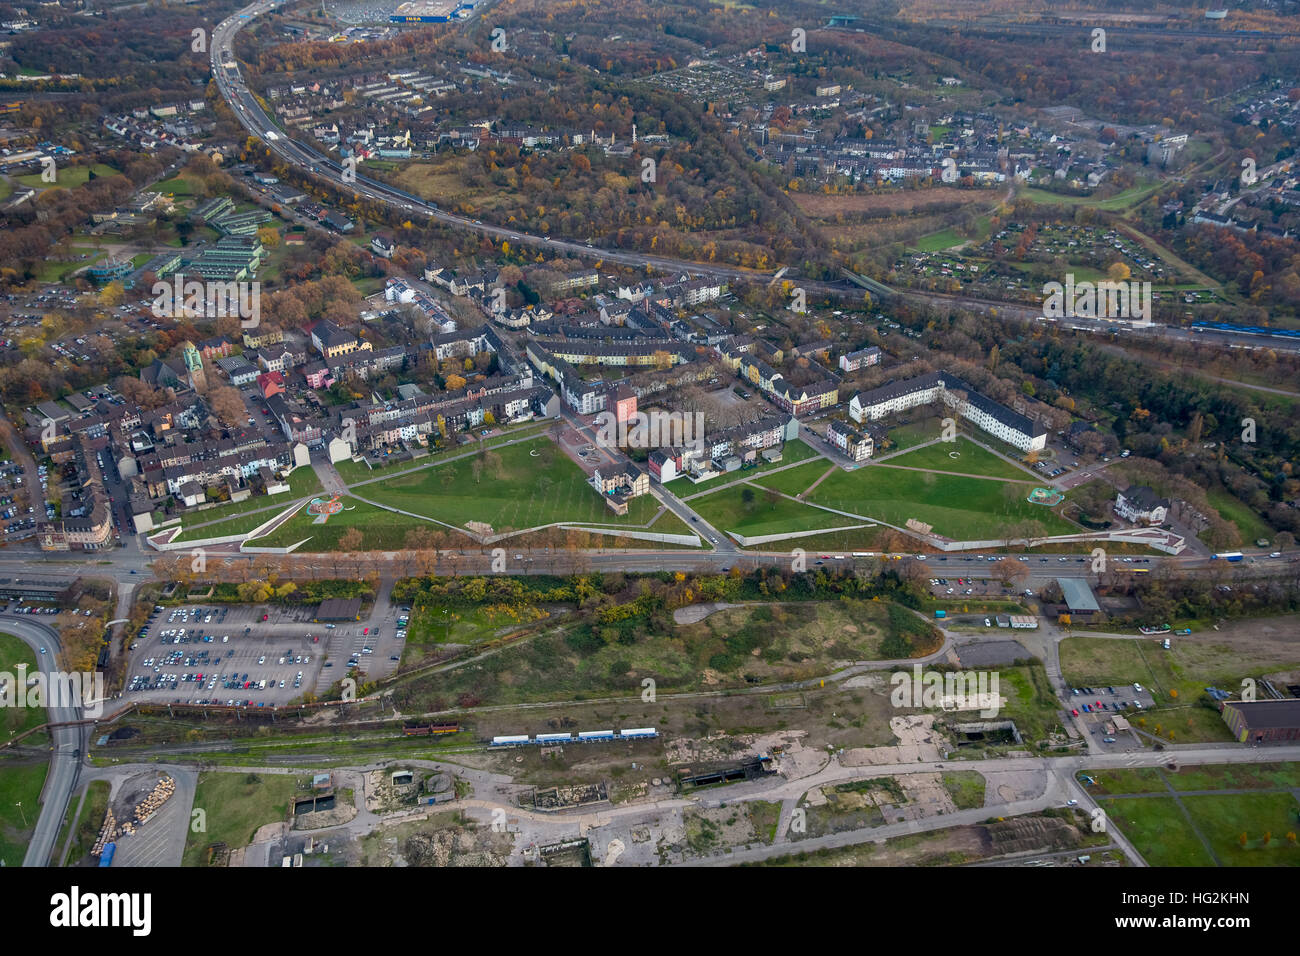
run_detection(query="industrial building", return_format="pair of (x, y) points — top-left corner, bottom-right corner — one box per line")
(1221, 699), (1300, 743)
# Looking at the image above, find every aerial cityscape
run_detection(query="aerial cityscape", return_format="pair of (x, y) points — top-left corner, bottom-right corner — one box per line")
(0, 0), (1297, 912)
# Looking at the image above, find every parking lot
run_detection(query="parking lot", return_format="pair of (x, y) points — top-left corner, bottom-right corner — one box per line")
(127, 603), (333, 708)
(125, 594), (409, 708)
(1066, 682), (1160, 749)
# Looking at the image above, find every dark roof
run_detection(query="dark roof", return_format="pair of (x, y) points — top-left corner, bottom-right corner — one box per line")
(316, 597), (362, 620)
(1120, 485), (1168, 512)
(1223, 699), (1300, 730)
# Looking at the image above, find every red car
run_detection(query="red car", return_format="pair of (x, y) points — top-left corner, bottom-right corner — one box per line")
(1071, 709), (1079, 717)
(261, 614), (269, 622)
(312, 635), (319, 643)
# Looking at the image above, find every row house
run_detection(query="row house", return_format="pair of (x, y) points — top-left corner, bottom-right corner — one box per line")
(839, 346), (881, 373)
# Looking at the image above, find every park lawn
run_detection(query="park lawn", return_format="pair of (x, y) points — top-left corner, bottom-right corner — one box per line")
(363, 438), (661, 532)
(806, 467), (1079, 540)
(0, 759), (47, 865)
(337, 422), (556, 487)
(881, 419), (945, 454)
(249, 497), (424, 551)
(0, 632), (46, 737)
(1078, 768), (1166, 797)
(171, 503), (293, 543)
(16, 162), (120, 190)
(149, 174), (204, 198)
(183, 772), (300, 866)
(1097, 796), (1215, 866)
(748, 460), (834, 498)
(1020, 182), (1160, 211)
(1166, 763), (1300, 792)
(912, 228), (968, 252)
(171, 468), (322, 541)
(1206, 488), (1274, 546)
(1182, 793), (1300, 866)
(877, 436), (1034, 481)
(942, 771), (986, 810)
(691, 484), (863, 539)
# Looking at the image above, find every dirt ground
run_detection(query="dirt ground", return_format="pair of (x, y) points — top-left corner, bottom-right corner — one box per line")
(841, 715), (948, 766)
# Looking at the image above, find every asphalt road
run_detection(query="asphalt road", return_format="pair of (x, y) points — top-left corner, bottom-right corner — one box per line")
(3, 614), (89, 867)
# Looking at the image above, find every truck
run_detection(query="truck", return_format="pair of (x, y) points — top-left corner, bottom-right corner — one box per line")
(1211, 552), (1244, 562)
(934, 609), (947, 619)
(99, 842), (116, 867)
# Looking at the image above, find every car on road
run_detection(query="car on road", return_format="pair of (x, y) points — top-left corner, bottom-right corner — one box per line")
(1071, 709), (1079, 716)
(39, 646), (45, 654)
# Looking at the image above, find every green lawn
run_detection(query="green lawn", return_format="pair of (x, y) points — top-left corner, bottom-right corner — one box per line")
(747, 460), (833, 498)
(0, 632), (46, 738)
(250, 497), (427, 551)
(878, 436), (1033, 480)
(183, 772), (300, 866)
(150, 174), (204, 198)
(1183, 793), (1300, 866)
(1097, 796), (1216, 866)
(0, 760), (47, 866)
(1020, 182), (1161, 211)
(1206, 488), (1273, 546)
(805, 467), (1078, 540)
(16, 162), (120, 191)
(690, 484), (863, 538)
(362, 438), (662, 533)
(171, 468), (323, 542)
(912, 228), (968, 252)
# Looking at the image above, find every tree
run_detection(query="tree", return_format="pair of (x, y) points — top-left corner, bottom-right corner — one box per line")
(206, 385), (247, 427)
(741, 487), (755, 508)
(339, 526), (364, 552)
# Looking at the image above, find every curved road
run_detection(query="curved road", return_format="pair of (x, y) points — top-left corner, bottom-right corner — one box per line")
(2, 614), (89, 867)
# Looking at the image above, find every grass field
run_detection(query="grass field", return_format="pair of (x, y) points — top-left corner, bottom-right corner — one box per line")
(183, 772), (300, 866)
(1020, 182), (1161, 211)
(0, 632), (46, 738)
(1097, 796), (1216, 866)
(805, 467), (1078, 540)
(878, 436), (1033, 480)
(1089, 767), (1300, 867)
(172, 468), (323, 542)
(1206, 488), (1274, 546)
(149, 174), (204, 198)
(690, 483), (863, 538)
(0, 760), (47, 866)
(912, 228), (969, 252)
(744, 460), (833, 498)
(16, 163), (120, 191)
(362, 438), (662, 533)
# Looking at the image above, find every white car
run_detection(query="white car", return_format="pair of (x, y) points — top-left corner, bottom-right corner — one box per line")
(1133, 682), (1143, 692)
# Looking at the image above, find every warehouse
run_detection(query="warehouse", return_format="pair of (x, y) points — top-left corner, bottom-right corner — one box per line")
(1221, 699), (1300, 744)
